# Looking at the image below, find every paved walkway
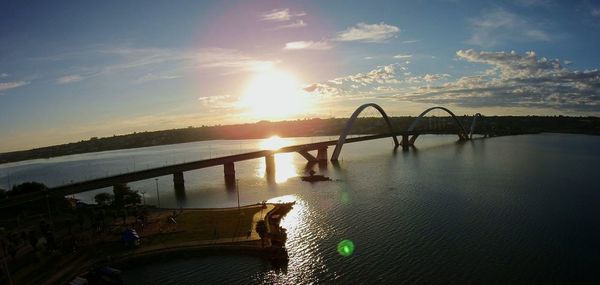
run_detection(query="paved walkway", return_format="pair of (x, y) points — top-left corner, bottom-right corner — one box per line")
(38, 204), (279, 285)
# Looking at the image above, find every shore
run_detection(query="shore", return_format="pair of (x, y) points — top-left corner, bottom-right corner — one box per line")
(1, 116), (598, 165)
(7, 202), (294, 285)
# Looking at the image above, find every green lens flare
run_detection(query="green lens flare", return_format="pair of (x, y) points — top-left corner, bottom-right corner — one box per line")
(337, 239), (355, 257)
(340, 192), (350, 204)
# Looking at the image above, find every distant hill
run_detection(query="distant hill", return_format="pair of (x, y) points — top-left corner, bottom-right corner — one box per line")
(1, 116), (598, 164)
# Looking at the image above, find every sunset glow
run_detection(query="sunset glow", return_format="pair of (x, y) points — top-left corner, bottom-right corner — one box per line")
(2, 1), (600, 284)
(257, 136), (298, 183)
(259, 135), (289, 150)
(240, 69), (310, 120)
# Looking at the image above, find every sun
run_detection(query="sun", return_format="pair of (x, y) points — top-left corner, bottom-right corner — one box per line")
(240, 69), (310, 119)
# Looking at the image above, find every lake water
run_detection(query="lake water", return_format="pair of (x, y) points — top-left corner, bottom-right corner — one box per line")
(2, 134), (600, 283)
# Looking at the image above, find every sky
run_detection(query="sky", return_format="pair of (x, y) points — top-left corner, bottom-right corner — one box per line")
(1, 0), (599, 152)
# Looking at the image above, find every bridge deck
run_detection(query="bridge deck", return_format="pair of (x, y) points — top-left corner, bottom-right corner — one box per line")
(1, 131), (465, 206)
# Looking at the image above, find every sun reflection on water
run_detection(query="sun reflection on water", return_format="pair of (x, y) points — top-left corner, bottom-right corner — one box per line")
(257, 136), (298, 183)
(260, 135), (289, 150)
(262, 195), (328, 284)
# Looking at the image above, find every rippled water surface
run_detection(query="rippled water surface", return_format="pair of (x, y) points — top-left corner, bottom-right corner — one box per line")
(2, 134), (600, 283)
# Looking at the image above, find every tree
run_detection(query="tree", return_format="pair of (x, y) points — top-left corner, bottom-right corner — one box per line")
(123, 191), (141, 206)
(255, 220), (268, 247)
(9, 182), (48, 197)
(1, 181), (69, 220)
(94, 193), (113, 206)
(112, 184), (141, 207)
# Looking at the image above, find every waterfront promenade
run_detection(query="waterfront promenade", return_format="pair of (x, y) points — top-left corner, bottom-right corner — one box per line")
(6, 202), (293, 285)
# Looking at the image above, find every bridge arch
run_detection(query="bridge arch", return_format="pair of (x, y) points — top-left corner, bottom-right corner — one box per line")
(405, 106), (469, 145)
(331, 103), (399, 161)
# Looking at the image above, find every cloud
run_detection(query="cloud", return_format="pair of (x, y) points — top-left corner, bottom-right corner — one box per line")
(401, 39), (419, 44)
(399, 50), (600, 111)
(47, 46), (276, 80)
(0, 73), (8, 78)
(56, 74), (84, 84)
(195, 48), (276, 73)
(283, 41), (332, 50)
(455, 49), (564, 79)
(197, 95), (239, 113)
(332, 64), (401, 85)
(303, 49), (600, 112)
(467, 8), (552, 47)
(304, 63), (403, 97)
(0, 81), (29, 92)
(514, 0), (555, 7)
(335, 22), (400, 43)
(405, 73), (451, 84)
(270, 20), (307, 31)
(393, 54), (412, 59)
(134, 73), (180, 84)
(261, 8), (305, 22)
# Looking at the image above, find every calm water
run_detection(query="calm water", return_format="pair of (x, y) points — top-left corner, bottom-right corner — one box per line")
(2, 134), (600, 283)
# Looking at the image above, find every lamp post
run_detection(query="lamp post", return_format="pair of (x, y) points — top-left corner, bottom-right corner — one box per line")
(1, 244), (13, 285)
(5, 170), (10, 189)
(236, 179), (240, 209)
(44, 189), (54, 232)
(154, 179), (160, 208)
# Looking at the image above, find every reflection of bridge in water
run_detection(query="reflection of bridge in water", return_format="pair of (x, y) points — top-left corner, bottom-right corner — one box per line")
(3, 103), (493, 206)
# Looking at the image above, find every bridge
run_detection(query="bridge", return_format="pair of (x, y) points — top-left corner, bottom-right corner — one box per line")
(1, 104), (492, 207)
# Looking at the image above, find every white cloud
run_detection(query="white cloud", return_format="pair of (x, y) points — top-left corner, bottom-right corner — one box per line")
(402, 39), (419, 44)
(335, 22), (400, 43)
(195, 48), (276, 73)
(334, 64), (401, 85)
(393, 54), (412, 59)
(197, 95), (238, 113)
(455, 49), (563, 79)
(0, 81), (29, 92)
(405, 73), (451, 84)
(261, 8), (305, 22)
(54, 46), (276, 78)
(134, 73), (180, 84)
(270, 20), (307, 31)
(304, 63), (403, 97)
(283, 41), (332, 50)
(467, 8), (552, 47)
(303, 49), (600, 112)
(399, 50), (600, 111)
(0, 73), (8, 78)
(56, 74), (84, 84)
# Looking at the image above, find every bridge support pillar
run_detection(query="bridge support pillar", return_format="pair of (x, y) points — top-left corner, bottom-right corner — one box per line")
(265, 154), (276, 183)
(173, 172), (185, 190)
(297, 150), (318, 163)
(401, 135), (410, 150)
(317, 147), (328, 162)
(224, 162), (236, 190)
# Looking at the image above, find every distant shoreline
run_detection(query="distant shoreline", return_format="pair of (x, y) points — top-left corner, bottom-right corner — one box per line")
(1, 116), (598, 165)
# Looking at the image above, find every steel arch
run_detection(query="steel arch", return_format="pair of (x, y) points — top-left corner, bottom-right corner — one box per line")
(331, 103), (399, 161)
(405, 106), (469, 145)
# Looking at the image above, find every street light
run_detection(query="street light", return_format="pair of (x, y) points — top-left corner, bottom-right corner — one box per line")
(236, 179), (240, 209)
(155, 178), (160, 208)
(43, 189), (54, 232)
